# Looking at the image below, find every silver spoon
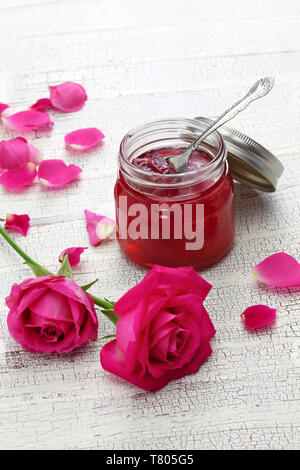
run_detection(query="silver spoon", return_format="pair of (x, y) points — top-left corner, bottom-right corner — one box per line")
(165, 76), (275, 173)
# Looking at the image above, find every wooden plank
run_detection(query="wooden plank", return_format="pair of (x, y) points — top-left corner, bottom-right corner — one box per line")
(0, 0), (299, 450)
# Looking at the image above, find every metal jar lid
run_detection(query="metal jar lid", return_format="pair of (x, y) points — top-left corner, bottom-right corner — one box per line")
(195, 116), (284, 192)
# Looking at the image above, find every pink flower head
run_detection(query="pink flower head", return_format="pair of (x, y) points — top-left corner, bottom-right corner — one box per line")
(100, 265), (215, 391)
(49, 82), (87, 112)
(0, 137), (41, 170)
(5, 213), (30, 236)
(0, 103), (9, 114)
(38, 159), (82, 187)
(59, 247), (88, 267)
(241, 305), (277, 329)
(84, 209), (115, 247)
(253, 252), (300, 287)
(0, 162), (37, 190)
(3, 110), (54, 132)
(65, 128), (105, 151)
(6, 275), (98, 354)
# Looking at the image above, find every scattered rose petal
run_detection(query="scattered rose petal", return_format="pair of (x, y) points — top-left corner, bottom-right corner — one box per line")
(4, 110), (54, 132)
(0, 103), (9, 114)
(27, 143), (42, 166)
(0, 162), (37, 190)
(49, 82), (87, 112)
(241, 304), (277, 329)
(84, 209), (115, 247)
(253, 252), (300, 287)
(5, 213), (30, 236)
(59, 247), (88, 266)
(30, 98), (51, 112)
(0, 137), (42, 170)
(65, 128), (105, 151)
(38, 159), (82, 187)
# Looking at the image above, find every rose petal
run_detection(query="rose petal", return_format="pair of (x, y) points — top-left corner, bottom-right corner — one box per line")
(114, 266), (212, 324)
(0, 103), (9, 114)
(49, 82), (87, 112)
(59, 247), (88, 267)
(45, 279), (98, 326)
(25, 312), (72, 337)
(27, 143), (43, 166)
(253, 252), (300, 287)
(30, 289), (73, 323)
(0, 162), (37, 190)
(4, 110), (54, 132)
(241, 304), (277, 329)
(5, 283), (21, 310)
(0, 137), (41, 170)
(84, 209), (115, 247)
(64, 128), (105, 151)
(100, 336), (214, 392)
(0, 137), (28, 170)
(30, 98), (51, 112)
(38, 159), (82, 187)
(5, 213), (30, 236)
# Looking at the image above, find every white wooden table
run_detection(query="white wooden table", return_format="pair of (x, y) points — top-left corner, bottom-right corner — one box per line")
(0, 0), (299, 450)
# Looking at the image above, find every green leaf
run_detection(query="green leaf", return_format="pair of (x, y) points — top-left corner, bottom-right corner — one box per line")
(57, 254), (72, 279)
(101, 308), (120, 326)
(25, 262), (52, 277)
(81, 278), (99, 292)
(99, 334), (116, 340)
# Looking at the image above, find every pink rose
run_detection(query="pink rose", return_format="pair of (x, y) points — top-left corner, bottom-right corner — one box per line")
(6, 276), (98, 353)
(100, 266), (215, 391)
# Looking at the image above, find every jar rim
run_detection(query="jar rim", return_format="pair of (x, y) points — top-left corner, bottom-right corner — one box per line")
(119, 117), (227, 189)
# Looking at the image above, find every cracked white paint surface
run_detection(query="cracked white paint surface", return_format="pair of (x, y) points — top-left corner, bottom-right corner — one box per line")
(0, 0), (299, 450)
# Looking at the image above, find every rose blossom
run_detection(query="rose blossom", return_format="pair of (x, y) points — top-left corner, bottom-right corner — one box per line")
(6, 275), (98, 353)
(100, 265), (215, 391)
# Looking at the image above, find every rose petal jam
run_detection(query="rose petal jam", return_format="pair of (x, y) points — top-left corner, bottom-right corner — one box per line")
(115, 119), (235, 269)
(132, 147), (211, 174)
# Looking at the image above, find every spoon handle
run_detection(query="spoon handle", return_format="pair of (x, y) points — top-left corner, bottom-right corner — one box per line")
(187, 77), (274, 155)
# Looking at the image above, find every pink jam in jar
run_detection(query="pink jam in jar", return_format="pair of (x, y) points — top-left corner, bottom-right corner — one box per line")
(114, 118), (234, 269)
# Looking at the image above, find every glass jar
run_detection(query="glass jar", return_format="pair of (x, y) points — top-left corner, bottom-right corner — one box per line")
(114, 118), (234, 269)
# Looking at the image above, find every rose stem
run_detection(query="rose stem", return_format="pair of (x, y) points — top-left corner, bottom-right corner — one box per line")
(0, 225), (51, 274)
(0, 225), (113, 311)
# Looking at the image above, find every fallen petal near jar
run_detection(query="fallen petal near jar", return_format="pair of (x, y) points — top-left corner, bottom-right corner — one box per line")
(65, 127), (105, 150)
(59, 247), (88, 266)
(30, 98), (52, 112)
(0, 163), (37, 190)
(253, 252), (300, 287)
(84, 209), (115, 247)
(241, 304), (277, 329)
(0, 137), (42, 170)
(4, 110), (54, 132)
(49, 82), (87, 112)
(0, 103), (9, 114)
(38, 159), (82, 187)
(5, 213), (30, 236)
